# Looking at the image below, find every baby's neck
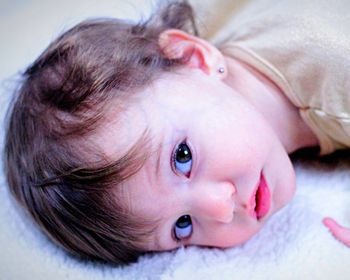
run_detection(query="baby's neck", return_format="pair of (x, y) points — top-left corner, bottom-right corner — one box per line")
(223, 56), (319, 154)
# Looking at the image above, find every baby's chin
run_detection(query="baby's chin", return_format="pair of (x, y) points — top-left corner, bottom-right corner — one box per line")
(271, 166), (297, 213)
(271, 181), (296, 219)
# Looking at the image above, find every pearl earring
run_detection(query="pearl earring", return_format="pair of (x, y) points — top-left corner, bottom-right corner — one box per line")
(218, 67), (225, 74)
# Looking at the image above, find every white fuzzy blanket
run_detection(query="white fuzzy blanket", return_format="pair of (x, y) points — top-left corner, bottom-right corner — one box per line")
(1, 1), (350, 279)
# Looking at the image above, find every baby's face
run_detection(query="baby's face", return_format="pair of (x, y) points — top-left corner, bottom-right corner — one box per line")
(100, 68), (296, 251)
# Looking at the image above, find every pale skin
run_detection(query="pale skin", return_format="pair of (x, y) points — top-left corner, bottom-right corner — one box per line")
(98, 29), (350, 250)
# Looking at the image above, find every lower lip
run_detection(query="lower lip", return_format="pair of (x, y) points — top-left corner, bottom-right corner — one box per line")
(249, 173), (271, 220)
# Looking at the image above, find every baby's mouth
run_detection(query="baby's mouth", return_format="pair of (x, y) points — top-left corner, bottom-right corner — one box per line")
(249, 172), (271, 220)
(254, 173), (271, 220)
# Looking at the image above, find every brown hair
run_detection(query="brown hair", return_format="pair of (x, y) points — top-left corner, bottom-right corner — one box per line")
(4, 0), (198, 265)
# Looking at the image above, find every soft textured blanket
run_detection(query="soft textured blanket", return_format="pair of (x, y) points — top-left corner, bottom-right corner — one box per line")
(1, 1), (350, 279)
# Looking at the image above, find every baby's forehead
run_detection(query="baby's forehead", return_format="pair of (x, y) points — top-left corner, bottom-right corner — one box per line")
(91, 101), (148, 154)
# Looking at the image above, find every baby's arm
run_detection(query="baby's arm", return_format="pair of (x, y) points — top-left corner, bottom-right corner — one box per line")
(323, 217), (350, 247)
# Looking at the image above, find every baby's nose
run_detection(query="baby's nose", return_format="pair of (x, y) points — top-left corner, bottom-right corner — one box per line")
(191, 181), (236, 223)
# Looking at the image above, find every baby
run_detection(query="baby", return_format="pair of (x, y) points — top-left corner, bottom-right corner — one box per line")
(4, 0), (350, 265)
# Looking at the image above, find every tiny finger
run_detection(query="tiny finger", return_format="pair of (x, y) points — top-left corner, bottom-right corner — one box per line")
(323, 217), (350, 247)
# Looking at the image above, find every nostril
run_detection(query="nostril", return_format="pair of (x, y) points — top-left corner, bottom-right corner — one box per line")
(232, 183), (237, 195)
(229, 182), (237, 196)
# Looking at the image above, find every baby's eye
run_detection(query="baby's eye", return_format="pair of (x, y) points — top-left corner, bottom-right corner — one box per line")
(174, 215), (193, 241)
(172, 142), (192, 177)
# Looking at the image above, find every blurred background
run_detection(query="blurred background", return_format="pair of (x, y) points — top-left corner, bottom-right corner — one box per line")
(0, 0), (158, 81)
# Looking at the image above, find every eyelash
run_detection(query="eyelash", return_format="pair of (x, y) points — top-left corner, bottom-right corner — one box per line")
(173, 229), (182, 243)
(171, 140), (193, 178)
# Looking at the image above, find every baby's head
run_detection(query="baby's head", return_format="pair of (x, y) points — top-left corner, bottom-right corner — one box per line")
(4, 0), (296, 265)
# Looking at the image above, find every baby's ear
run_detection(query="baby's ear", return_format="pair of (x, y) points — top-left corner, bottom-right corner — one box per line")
(158, 29), (227, 79)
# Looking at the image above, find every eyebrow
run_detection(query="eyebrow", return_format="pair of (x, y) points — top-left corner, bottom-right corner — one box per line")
(148, 212), (167, 251)
(152, 221), (177, 251)
(152, 139), (176, 251)
(153, 229), (163, 251)
(155, 141), (163, 179)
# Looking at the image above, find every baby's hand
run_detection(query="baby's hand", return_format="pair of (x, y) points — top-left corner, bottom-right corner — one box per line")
(323, 217), (350, 247)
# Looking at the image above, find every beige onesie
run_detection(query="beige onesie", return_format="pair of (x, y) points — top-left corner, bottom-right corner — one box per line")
(192, 0), (350, 155)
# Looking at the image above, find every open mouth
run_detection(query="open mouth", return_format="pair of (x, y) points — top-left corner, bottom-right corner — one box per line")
(250, 173), (271, 220)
